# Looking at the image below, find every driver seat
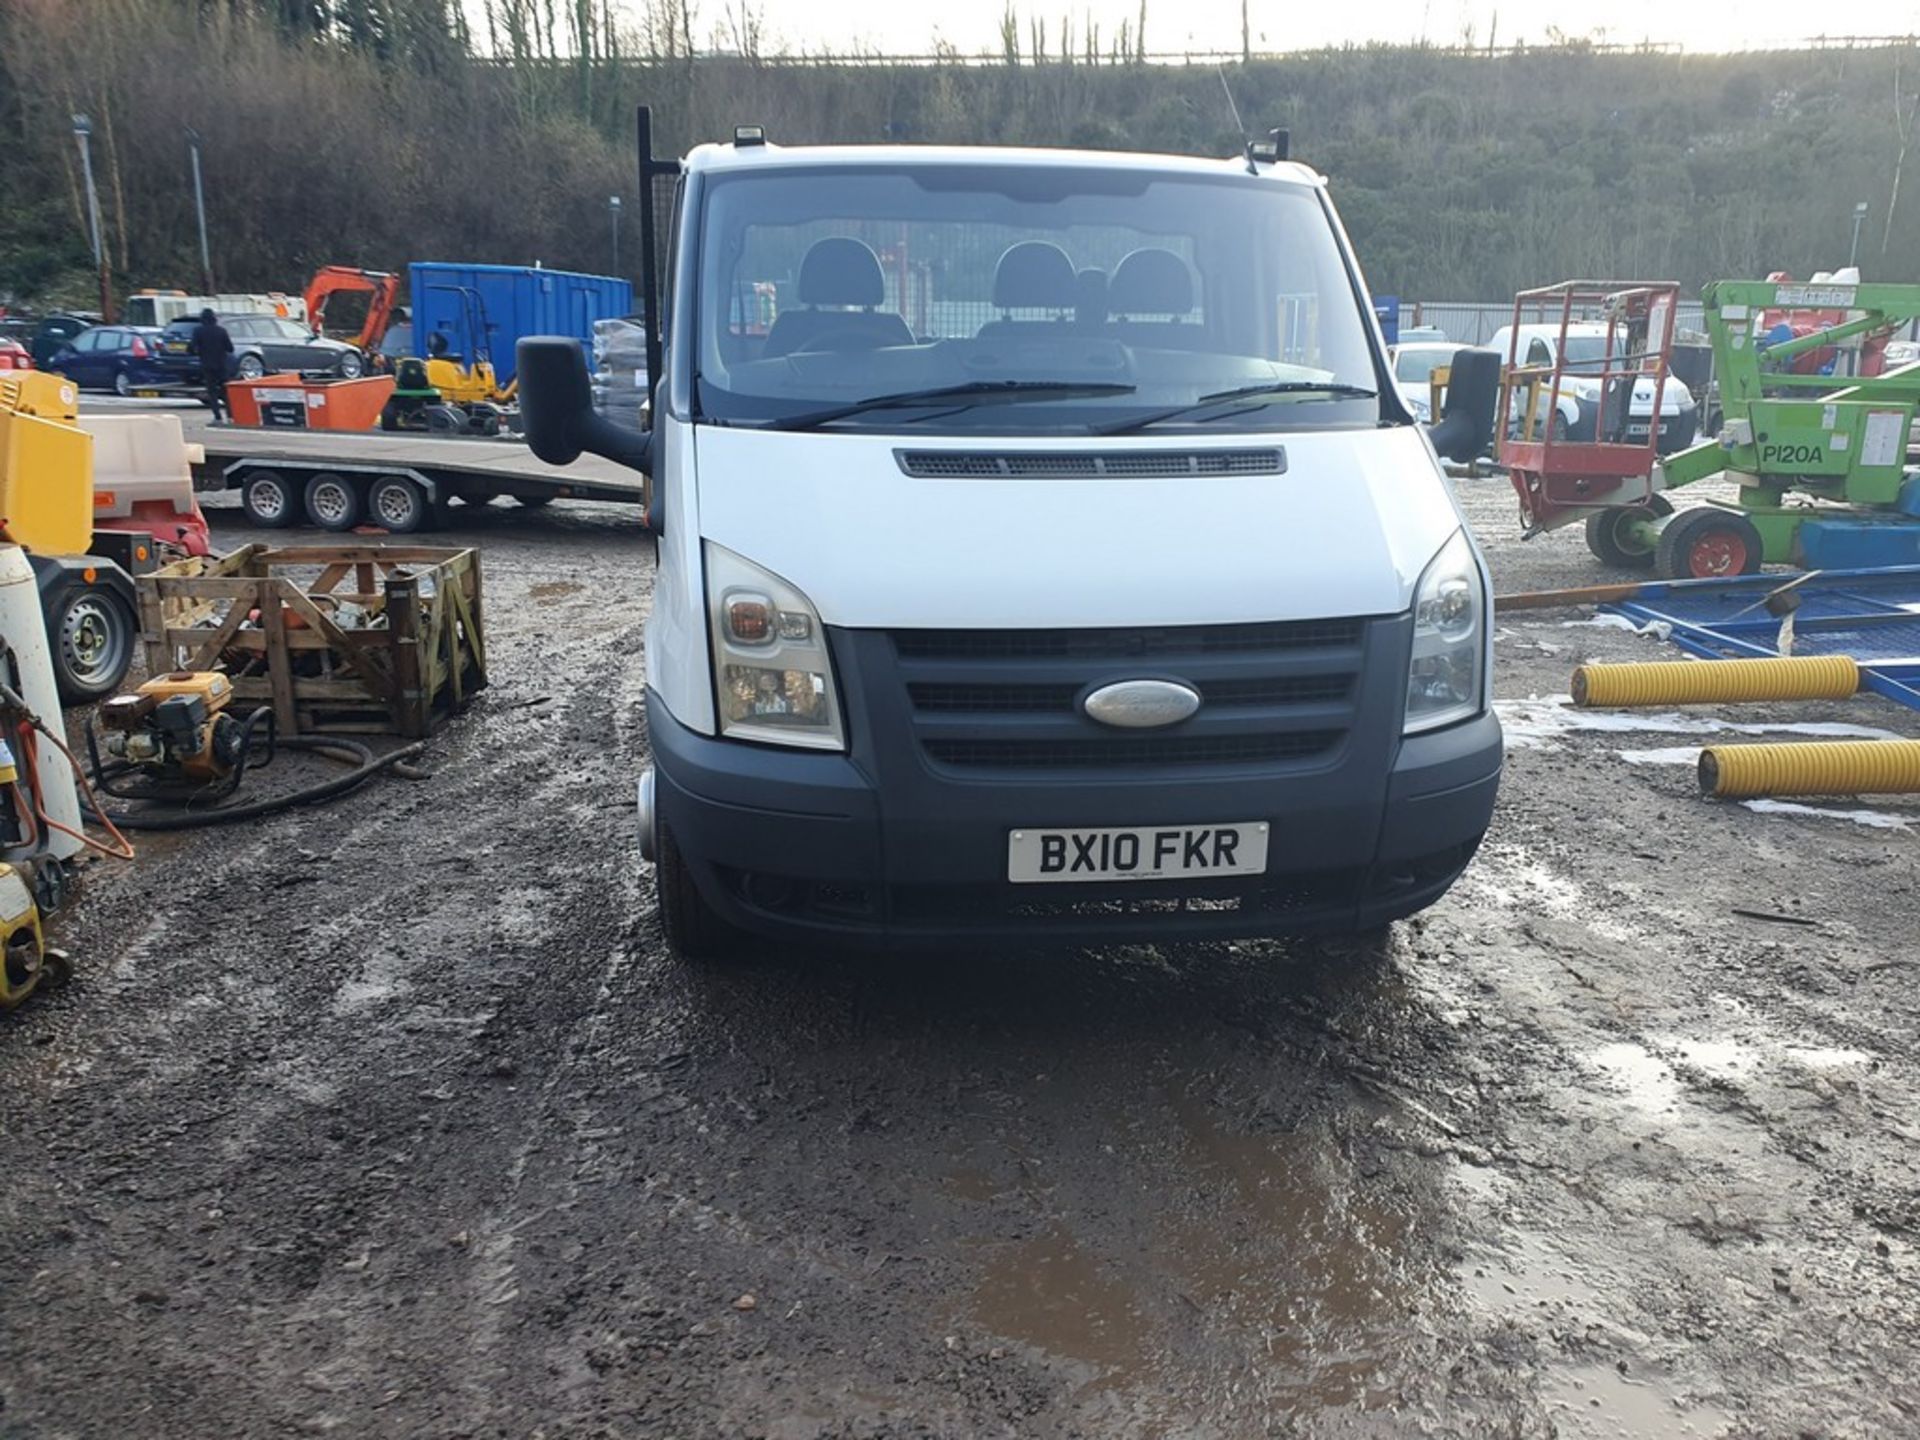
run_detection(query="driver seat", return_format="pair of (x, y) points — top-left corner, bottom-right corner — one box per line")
(763, 238), (913, 359)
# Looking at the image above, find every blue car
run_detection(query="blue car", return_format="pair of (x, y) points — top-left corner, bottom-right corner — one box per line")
(45, 325), (174, 395)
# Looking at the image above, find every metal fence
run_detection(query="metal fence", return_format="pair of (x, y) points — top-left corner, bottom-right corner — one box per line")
(1405, 298), (1920, 346)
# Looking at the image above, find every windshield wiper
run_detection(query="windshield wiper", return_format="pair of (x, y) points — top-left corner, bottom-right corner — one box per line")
(764, 380), (1137, 432)
(1092, 380), (1378, 435)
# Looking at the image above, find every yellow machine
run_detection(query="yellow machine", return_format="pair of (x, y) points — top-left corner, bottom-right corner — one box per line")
(0, 861), (54, 1009)
(0, 372), (146, 700)
(424, 354), (516, 407)
(0, 372), (94, 556)
(98, 671), (239, 783)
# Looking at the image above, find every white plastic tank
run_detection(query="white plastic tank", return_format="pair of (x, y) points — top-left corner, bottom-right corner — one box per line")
(0, 544), (83, 861)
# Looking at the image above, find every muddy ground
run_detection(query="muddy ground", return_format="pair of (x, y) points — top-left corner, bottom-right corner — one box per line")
(3, 461), (1918, 1439)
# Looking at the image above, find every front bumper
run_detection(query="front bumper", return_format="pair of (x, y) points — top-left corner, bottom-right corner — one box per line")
(645, 621), (1501, 947)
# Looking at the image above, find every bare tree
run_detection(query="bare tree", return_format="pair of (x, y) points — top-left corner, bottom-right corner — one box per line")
(1885, 57), (1918, 258)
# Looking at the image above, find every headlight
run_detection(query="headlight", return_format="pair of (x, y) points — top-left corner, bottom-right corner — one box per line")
(1404, 528), (1486, 734)
(1408, 394), (1432, 422)
(706, 542), (845, 750)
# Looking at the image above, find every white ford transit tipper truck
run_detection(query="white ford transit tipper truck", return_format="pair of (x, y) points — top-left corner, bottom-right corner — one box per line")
(519, 116), (1503, 959)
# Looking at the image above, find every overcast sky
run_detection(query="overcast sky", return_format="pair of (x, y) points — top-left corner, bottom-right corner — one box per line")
(661, 0), (1915, 55)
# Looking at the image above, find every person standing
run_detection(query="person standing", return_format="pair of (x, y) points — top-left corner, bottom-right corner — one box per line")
(191, 308), (234, 420)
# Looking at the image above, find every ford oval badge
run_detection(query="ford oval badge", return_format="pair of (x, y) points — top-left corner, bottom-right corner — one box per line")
(1082, 679), (1202, 729)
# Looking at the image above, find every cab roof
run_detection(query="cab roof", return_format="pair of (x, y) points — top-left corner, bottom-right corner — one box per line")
(683, 140), (1325, 188)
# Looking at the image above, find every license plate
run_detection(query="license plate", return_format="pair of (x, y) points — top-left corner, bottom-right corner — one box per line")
(1008, 822), (1269, 884)
(1627, 422), (1651, 438)
(164, 342), (187, 353)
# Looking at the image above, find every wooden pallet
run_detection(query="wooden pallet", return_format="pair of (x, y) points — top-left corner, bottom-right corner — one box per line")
(138, 544), (486, 737)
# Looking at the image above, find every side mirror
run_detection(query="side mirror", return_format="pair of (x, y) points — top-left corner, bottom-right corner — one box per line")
(1426, 346), (1499, 463)
(517, 336), (653, 477)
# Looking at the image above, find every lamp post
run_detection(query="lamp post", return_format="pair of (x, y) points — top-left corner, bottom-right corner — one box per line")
(186, 126), (214, 295)
(609, 194), (623, 275)
(1849, 201), (1869, 269)
(72, 113), (113, 320)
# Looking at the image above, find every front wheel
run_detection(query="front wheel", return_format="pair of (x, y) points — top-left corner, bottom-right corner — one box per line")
(1584, 493), (1674, 570)
(656, 823), (748, 964)
(44, 583), (136, 702)
(1655, 506), (1766, 580)
(337, 350), (364, 379)
(512, 493), (555, 508)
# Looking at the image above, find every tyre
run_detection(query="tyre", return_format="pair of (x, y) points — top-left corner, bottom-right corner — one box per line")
(1654, 506), (1765, 580)
(337, 350), (364, 379)
(303, 472), (363, 531)
(367, 474), (429, 533)
(241, 469), (297, 528)
(44, 583), (135, 702)
(235, 353), (265, 380)
(1584, 493), (1674, 570)
(113, 367), (133, 397)
(656, 823), (747, 963)
(512, 493), (555, 508)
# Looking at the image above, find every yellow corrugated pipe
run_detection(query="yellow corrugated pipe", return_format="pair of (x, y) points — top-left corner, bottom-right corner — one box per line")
(1700, 740), (1920, 797)
(1572, 656), (1859, 708)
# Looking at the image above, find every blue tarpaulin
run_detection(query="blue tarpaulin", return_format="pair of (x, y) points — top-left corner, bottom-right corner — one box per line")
(1603, 565), (1920, 712)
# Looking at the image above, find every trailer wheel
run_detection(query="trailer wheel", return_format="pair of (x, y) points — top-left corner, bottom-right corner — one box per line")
(241, 469), (297, 528)
(304, 472), (364, 531)
(1584, 493), (1674, 570)
(1655, 506), (1765, 580)
(512, 493), (554, 508)
(44, 582), (135, 702)
(368, 475), (430, 533)
(657, 823), (747, 964)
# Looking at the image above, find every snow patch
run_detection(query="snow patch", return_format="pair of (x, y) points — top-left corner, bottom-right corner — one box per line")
(1740, 798), (1914, 831)
(1496, 695), (1901, 751)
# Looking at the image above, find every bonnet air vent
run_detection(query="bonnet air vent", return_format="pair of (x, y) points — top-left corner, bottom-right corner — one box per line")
(895, 449), (1285, 479)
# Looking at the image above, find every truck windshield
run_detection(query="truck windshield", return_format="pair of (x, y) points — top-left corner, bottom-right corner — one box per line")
(693, 162), (1380, 432)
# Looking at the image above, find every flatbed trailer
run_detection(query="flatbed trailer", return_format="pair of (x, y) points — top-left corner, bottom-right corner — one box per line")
(189, 424), (646, 532)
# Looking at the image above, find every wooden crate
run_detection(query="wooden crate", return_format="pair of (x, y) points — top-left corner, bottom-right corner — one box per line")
(138, 544), (487, 737)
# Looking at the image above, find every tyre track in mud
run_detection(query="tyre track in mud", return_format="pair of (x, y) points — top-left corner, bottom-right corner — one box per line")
(4, 492), (1920, 1437)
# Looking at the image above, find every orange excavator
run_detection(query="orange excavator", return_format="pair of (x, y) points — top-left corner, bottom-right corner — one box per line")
(303, 266), (401, 372)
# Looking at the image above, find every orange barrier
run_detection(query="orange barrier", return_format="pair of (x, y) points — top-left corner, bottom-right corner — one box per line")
(226, 373), (394, 431)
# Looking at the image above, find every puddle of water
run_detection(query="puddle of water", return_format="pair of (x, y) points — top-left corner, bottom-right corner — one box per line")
(1587, 1042), (1682, 1116)
(1545, 1363), (1731, 1439)
(1669, 1039), (1754, 1083)
(1472, 847), (1641, 944)
(1150, 1092), (1429, 1408)
(969, 1227), (1148, 1375)
(1741, 798), (1913, 831)
(1497, 695), (1899, 752)
(942, 1166), (1004, 1204)
(1461, 1228), (1728, 1439)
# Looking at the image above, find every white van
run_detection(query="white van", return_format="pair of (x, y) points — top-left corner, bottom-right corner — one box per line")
(1488, 321), (1698, 455)
(520, 129), (1503, 958)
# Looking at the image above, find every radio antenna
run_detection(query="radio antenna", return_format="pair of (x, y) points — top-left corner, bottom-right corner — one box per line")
(1216, 65), (1257, 174)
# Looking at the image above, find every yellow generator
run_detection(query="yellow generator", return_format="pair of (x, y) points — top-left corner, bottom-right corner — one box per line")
(0, 372), (148, 700)
(98, 671), (244, 785)
(0, 860), (59, 1009)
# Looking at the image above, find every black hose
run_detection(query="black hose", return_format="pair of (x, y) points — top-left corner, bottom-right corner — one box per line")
(88, 738), (429, 831)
